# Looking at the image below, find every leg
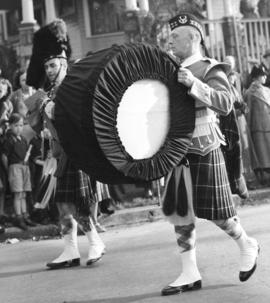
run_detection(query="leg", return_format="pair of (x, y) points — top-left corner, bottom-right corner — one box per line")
(46, 202), (80, 269)
(21, 192), (27, 214)
(0, 192), (6, 216)
(78, 215), (105, 266)
(90, 202), (106, 233)
(0, 192), (6, 226)
(13, 192), (28, 230)
(21, 192), (36, 227)
(161, 223), (202, 296)
(213, 216), (259, 282)
(13, 192), (22, 216)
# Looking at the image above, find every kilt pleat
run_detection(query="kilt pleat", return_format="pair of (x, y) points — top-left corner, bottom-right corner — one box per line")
(95, 181), (111, 202)
(54, 160), (96, 214)
(187, 147), (236, 220)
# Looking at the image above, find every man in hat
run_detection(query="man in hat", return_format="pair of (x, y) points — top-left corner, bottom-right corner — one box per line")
(26, 19), (105, 269)
(161, 12), (259, 296)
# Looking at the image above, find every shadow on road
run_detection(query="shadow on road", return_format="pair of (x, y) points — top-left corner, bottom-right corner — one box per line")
(202, 283), (237, 291)
(65, 284), (237, 303)
(65, 291), (159, 303)
(0, 268), (47, 279)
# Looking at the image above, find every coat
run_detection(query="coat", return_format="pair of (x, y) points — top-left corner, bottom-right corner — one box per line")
(245, 81), (270, 170)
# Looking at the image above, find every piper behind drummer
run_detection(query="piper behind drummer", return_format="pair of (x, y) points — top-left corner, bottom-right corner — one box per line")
(26, 19), (105, 269)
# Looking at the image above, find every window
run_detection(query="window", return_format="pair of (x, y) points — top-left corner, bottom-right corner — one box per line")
(6, 9), (20, 36)
(34, 0), (45, 27)
(0, 13), (5, 43)
(55, 0), (76, 17)
(88, 0), (125, 35)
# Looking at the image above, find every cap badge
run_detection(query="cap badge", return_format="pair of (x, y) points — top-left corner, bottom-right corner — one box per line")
(179, 15), (188, 24)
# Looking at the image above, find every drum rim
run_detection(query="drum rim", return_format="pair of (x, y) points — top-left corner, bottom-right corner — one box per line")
(92, 43), (195, 181)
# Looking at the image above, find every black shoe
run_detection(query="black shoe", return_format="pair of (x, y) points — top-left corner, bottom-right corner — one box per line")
(99, 199), (115, 216)
(239, 246), (260, 282)
(102, 208), (115, 216)
(0, 214), (8, 225)
(161, 280), (202, 296)
(24, 217), (37, 227)
(0, 224), (5, 234)
(86, 250), (105, 266)
(86, 256), (102, 266)
(46, 258), (80, 269)
(14, 216), (28, 231)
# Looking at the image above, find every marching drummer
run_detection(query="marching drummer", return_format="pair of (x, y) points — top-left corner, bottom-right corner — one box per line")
(26, 19), (105, 269)
(161, 12), (259, 296)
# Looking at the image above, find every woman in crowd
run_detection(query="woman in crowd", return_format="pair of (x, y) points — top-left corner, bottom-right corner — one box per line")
(244, 65), (270, 184)
(228, 71), (259, 188)
(10, 69), (36, 143)
(11, 69), (35, 117)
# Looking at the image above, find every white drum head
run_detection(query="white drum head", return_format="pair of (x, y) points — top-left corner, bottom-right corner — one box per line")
(117, 79), (170, 159)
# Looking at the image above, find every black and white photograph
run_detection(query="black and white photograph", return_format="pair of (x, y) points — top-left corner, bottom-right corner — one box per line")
(0, 0), (269, 302)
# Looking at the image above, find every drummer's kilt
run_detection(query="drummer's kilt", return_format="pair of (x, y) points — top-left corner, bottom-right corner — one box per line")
(187, 147), (237, 220)
(54, 160), (96, 215)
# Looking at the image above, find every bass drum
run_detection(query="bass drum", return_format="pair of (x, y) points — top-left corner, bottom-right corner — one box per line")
(54, 43), (195, 184)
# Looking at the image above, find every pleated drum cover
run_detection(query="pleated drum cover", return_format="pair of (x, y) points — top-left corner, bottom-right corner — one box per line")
(54, 43), (195, 184)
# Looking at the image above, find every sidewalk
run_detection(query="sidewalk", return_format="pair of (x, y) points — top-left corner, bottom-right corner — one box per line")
(1, 187), (270, 242)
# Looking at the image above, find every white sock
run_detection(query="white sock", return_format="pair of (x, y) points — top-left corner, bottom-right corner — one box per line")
(214, 216), (259, 272)
(52, 217), (80, 263)
(169, 248), (201, 287)
(86, 219), (105, 260)
(236, 234), (259, 271)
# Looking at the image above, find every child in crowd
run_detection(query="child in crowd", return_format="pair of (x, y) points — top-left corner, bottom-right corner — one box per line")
(1, 113), (36, 230)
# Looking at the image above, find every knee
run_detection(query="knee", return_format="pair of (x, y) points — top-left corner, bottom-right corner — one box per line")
(60, 214), (76, 234)
(57, 203), (75, 219)
(14, 192), (22, 200)
(213, 216), (240, 230)
(174, 223), (195, 237)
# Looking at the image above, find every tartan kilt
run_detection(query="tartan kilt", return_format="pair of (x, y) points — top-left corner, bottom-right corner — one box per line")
(95, 181), (111, 202)
(187, 147), (237, 220)
(54, 160), (96, 215)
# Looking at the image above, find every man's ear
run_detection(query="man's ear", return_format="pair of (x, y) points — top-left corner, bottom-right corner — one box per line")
(60, 59), (68, 70)
(192, 31), (201, 43)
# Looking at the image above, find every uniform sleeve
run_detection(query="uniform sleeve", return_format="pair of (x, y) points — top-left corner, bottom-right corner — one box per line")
(188, 67), (233, 116)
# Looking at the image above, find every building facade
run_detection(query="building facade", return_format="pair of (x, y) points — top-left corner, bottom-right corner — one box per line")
(0, 0), (241, 66)
(0, 0), (269, 76)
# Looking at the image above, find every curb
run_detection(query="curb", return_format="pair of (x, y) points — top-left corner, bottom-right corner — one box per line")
(1, 188), (270, 242)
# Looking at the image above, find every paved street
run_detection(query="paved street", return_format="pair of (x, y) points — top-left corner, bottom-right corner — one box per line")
(0, 204), (270, 303)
